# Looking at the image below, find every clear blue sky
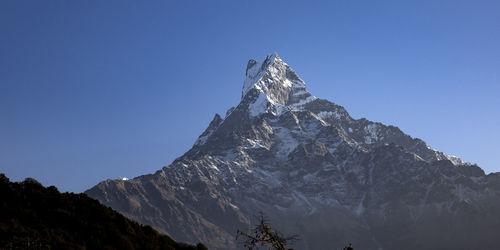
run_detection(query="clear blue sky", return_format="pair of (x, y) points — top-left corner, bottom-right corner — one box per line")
(1, 1), (499, 192)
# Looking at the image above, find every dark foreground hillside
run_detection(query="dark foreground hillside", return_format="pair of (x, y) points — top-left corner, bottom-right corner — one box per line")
(0, 173), (207, 250)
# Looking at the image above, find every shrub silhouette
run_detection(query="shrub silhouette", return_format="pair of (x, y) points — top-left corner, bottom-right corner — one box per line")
(236, 212), (298, 250)
(342, 243), (354, 250)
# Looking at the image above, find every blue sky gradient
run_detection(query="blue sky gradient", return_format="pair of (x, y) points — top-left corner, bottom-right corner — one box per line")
(1, 0), (499, 192)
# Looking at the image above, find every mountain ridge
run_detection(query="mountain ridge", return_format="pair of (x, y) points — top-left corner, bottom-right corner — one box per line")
(87, 54), (500, 250)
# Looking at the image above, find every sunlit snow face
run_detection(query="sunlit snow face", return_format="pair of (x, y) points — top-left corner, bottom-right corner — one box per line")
(243, 53), (316, 118)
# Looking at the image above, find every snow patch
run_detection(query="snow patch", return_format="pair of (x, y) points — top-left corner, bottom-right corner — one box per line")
(318, 111), (342, 120)
(248, 92), (269, 117)
(208, 163), (220, 172)
(195, 134), (210, 146)
(290, 95), (317, 109)
(428, 144), (463, 165)
(310, 112), (329, 126)
(293, 90), (308, 96)
(245, 138), (268, 150)
(228, 203), (239, 210)
(248, 91), (290, 117)
(242, 54), (277, 97)
(274, 127), (299, 158)
(444, 154), (462, 165)
(364, 124), (379, 144)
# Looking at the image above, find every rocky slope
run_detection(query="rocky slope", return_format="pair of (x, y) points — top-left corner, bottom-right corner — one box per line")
(87, 54), (500, 250)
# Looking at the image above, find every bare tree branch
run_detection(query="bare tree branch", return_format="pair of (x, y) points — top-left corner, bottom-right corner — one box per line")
(236, 212), (298, 250)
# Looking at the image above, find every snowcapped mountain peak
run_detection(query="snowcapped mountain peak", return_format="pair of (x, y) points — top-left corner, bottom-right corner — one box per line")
(242, 53), (280, 97)
(242, 54), (316, 117)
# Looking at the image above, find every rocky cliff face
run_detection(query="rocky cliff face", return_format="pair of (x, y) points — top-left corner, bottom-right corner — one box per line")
(86, 54), (500, 250)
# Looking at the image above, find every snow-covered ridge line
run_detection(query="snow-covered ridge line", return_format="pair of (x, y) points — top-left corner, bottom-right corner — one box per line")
(243, 53), (315, 117)
(242, 53), (278, 98)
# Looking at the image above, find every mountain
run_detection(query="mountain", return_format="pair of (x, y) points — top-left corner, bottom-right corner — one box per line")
(86, 54), (500, 250)
(0, 174), (206, 250)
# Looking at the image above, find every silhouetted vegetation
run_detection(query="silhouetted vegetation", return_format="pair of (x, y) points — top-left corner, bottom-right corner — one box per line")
(0, 173), (207, 249)
(342, 243), (354, 250)
(236, 212), (298, 250)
